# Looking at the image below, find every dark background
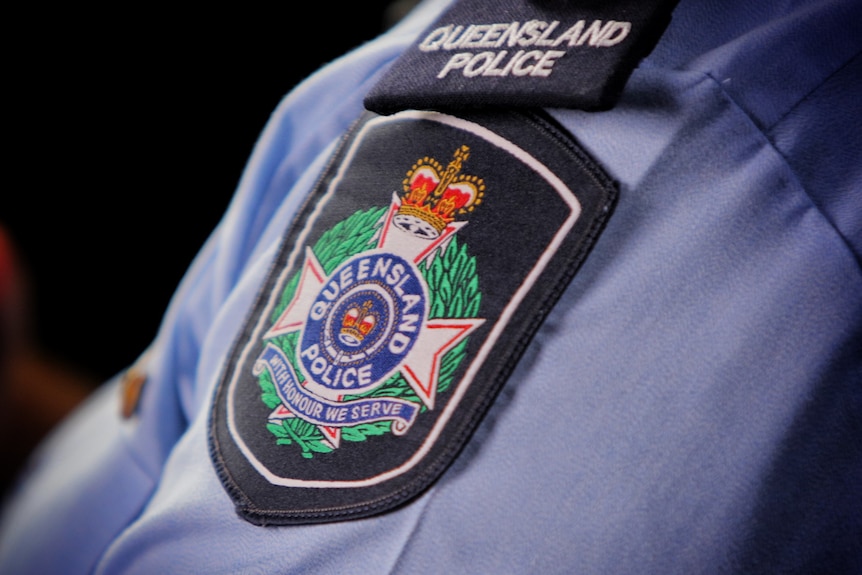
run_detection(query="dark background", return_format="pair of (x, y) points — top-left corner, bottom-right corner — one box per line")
(3, 3), (406, 385)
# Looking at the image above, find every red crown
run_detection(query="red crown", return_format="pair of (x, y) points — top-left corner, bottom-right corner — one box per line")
(396, 145), (485, 237)
(340, 300), (376, 345)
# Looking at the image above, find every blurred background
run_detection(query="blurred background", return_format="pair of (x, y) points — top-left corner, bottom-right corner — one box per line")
(1, 1), (414, 495)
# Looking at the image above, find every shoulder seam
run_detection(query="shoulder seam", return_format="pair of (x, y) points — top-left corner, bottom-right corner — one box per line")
(704, 66), (861, 271)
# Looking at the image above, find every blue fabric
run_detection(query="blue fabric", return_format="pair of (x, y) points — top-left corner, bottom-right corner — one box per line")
(1, 0), (859, 573)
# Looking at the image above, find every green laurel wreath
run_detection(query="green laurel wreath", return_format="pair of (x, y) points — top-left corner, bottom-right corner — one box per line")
(258, 207), (482, 458)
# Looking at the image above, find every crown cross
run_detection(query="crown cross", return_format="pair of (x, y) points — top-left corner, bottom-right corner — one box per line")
(394, 145), (486, 239)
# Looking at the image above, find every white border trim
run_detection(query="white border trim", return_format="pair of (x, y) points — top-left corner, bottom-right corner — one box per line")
(226, 110), (582, 488)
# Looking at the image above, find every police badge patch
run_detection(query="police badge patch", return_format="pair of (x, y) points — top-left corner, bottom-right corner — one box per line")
(209, 109), (617, 525)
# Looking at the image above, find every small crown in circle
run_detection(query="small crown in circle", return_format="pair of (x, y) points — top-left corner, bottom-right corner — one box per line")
(339, 300), (377, 347)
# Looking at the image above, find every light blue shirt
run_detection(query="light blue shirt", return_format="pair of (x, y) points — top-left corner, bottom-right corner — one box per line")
(1, 0), (859, 573)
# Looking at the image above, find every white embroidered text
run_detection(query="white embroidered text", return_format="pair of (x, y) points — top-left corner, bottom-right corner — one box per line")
(419, 19), (631, 79)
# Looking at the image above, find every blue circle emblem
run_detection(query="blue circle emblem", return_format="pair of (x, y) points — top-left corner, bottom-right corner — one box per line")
(298, 252), (426, 399)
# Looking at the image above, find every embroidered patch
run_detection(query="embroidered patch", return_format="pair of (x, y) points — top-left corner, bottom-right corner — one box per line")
(364, 0), (679, 115)
(209, 109), (617, 525)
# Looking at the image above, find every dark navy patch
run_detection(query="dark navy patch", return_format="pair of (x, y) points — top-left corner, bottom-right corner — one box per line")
(209, 109), (617, 525)
(364, 0), (679, 115)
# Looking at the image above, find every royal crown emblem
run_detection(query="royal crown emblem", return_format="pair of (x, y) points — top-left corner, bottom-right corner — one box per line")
(257, 141), (486, 454)
(339, 300), (377, 347)
(393, 145), (485, 239)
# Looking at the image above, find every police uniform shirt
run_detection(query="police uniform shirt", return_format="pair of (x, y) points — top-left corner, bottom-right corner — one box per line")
(0, 0), (859, 573)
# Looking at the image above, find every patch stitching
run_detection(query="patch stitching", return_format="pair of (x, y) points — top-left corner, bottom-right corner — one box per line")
(209, 108), (618, 524)
(228, 111), (582, 489)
